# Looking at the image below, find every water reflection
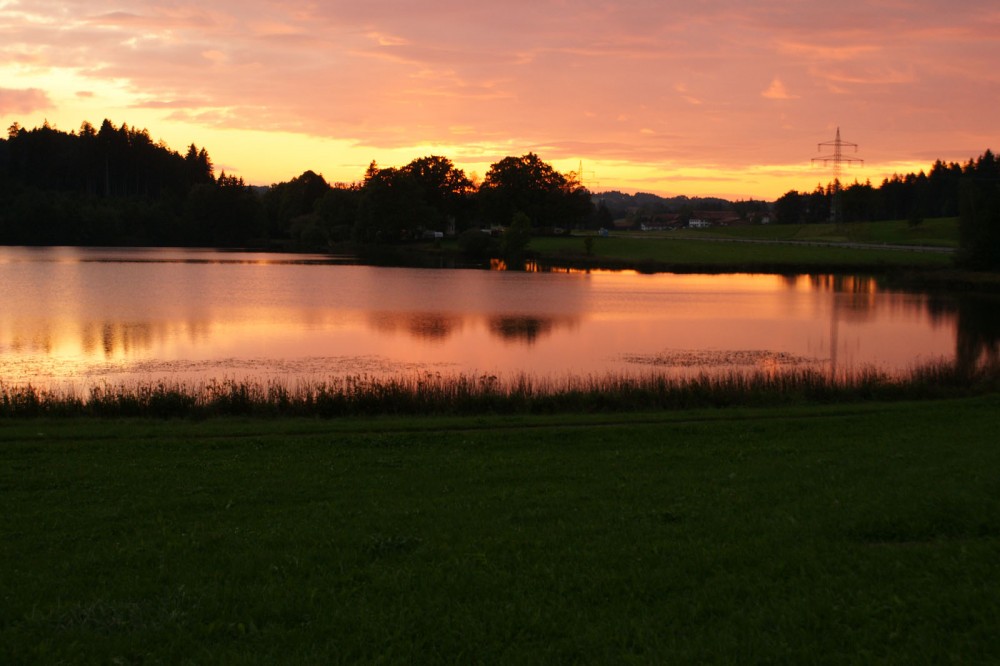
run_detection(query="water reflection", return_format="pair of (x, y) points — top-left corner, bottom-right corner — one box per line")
(368, 311), (578, 344)
(488, 316), (576, 344)
(0, 245), (354, 266)
(368, 313), (467, 341)
(926, 293), (1000, 372)
(0, 247), (989, 388)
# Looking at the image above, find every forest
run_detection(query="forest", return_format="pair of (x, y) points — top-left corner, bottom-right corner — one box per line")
(773, 151), (1000, 268)
(1, 119), (997, 268)
(0, 120), (590, 252)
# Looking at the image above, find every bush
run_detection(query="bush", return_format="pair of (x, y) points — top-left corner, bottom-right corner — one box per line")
(457, 228), (496, 261)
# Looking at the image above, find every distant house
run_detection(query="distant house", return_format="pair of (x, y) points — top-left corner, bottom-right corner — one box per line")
(688, 211), (742, 229)
(640, 213), (682, 231)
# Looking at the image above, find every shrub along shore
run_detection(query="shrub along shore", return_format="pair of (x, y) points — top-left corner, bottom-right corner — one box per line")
(3, 361), (999, 419)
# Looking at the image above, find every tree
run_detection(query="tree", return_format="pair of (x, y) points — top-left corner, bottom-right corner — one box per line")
(457, 228), (496, 262)
(315, 184), (362, 243)
(264, 170), (332, 240)
(957, 178), (1000, 270)
(185, 172), (266, 247)
(805, 184), (831, 223)
(840, 180), (878, 223)
(399, 155), (475, 233)
(478, 153), (592, 230)
(500, 211), (533, 267)
(355, 166), (436, 243)
(773, 190), (803, 224)
(184, 144), (214, 186)
(588, 200), (614, 230)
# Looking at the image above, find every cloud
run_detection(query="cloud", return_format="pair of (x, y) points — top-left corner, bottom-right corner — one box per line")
(0, 87), (52, 114)
(1, 0), (998, 196)
(761, 78), (797, 100)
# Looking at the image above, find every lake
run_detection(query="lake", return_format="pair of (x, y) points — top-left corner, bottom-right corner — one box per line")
(1, 246), (995, 390)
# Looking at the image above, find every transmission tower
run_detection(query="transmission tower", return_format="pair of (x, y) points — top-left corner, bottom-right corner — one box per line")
(812, 127), (863, 222)
(812, 127), (863, 182)
(576, 160), (599, 191)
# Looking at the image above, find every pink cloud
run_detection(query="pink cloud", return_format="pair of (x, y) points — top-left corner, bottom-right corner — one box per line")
(0, 88), (52, 114)
(1, 0), (998, 192)
(761, 78), (797, 100)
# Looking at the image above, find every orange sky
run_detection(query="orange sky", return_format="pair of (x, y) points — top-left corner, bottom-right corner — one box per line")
(1, 1), (997, 200)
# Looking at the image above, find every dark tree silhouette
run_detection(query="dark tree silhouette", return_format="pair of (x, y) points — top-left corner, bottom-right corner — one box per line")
(355, 166), (436, 243)
(399, 155), (475, 233)
(478, 153), (592, 230)
(263, 170), (333, 242)
(2, 117), (997, 264)
(0, 119), (257, 247)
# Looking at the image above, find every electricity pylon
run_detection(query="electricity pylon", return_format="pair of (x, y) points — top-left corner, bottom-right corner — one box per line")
(576, 160), (598, 191)
(812, 127), (863, 222)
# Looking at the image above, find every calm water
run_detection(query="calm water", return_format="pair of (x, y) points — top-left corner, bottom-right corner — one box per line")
(1, 246), (996, 389)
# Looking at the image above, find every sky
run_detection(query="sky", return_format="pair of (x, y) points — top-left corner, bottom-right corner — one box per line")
(1, 1), (997, 200)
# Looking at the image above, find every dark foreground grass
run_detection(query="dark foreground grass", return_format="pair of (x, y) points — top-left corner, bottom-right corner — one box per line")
(1, 395), (999, 663)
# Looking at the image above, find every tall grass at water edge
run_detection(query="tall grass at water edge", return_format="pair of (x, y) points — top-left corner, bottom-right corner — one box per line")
(3, 361), (998, 418)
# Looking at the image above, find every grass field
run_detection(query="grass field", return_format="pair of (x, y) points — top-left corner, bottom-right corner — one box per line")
(521, 217), (959, 273)
(3, 395), (999, 663)
(531, 234), (953, 271)
(668, 217), (961, 247)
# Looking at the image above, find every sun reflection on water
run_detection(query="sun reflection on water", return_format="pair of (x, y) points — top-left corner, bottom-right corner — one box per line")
(0, 247), (982, 390)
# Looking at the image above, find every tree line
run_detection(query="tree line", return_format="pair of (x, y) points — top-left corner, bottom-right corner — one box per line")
(0, 120), (592, 254)
(2, 119), (997, 268)
(773, 150), (999, 268)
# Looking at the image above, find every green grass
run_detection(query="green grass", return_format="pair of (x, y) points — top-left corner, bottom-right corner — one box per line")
(670, 218), (960, 247)
(524, 218), (960, 272)
(2, 395), (999, 663)
(433, 218), (963, 273)
(531, 234), (953, 270)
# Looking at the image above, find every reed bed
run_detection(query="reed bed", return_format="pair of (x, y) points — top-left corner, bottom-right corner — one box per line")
(2, 361), (998, 418)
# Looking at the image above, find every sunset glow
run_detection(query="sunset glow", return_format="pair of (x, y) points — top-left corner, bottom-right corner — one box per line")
(2, 1), (997, 199)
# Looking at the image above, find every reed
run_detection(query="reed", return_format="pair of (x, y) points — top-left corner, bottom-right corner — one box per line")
(2, 361), (998, 418)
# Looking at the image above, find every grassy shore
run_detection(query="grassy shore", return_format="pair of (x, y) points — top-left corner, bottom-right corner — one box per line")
(516, 217), (961, 275)
(2, 395), (999, 663)
(664, 217), (961, 247)
(3, 362), (999, 419)
(529, 233), (953, 273)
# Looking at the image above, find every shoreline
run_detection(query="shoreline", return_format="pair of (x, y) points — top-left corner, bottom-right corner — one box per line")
(4, 361), (998, 419)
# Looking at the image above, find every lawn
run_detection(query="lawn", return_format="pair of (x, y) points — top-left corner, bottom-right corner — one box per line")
(2, 395), (999, 663)
(670, 217), (960, 247)
(531, 234), (953, 270)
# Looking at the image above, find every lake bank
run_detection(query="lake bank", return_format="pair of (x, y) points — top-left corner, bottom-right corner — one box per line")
(4, 360), (999, 418)
(330, 218), (1000, 291)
